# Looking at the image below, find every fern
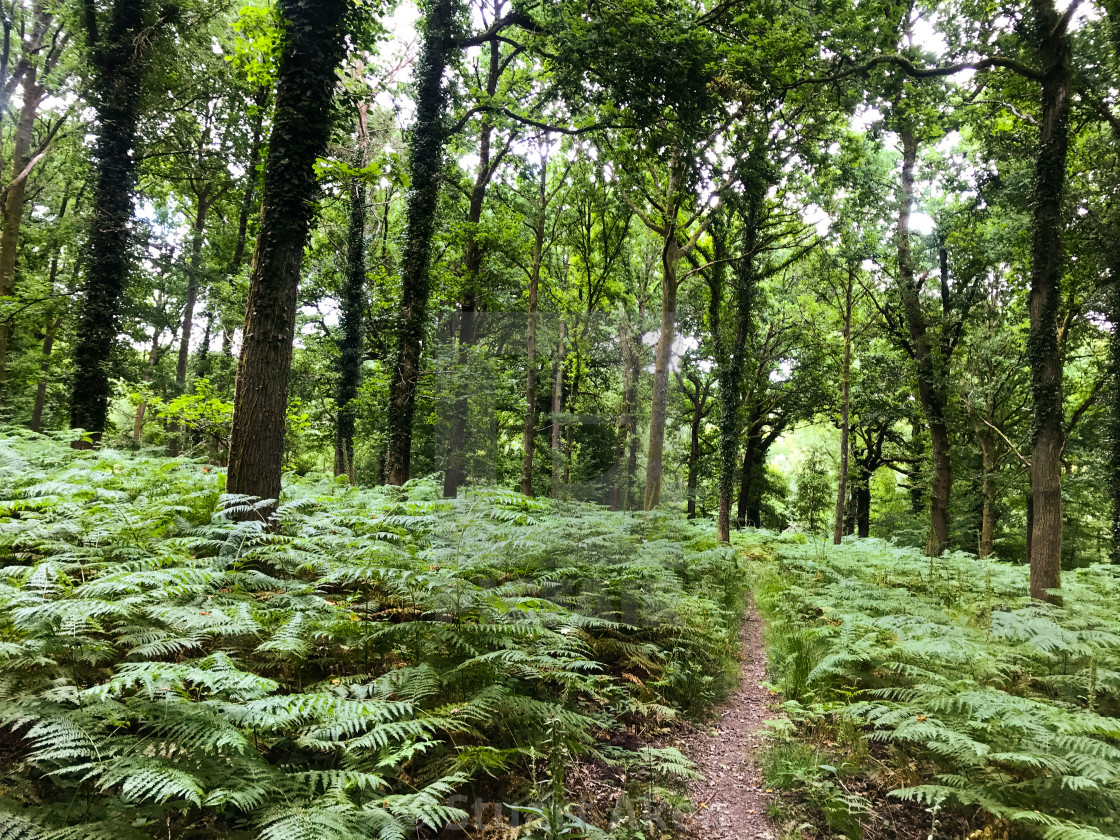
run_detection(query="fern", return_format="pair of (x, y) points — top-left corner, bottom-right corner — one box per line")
(756, 535), (1120, 839)
(0, 431), (735, 838)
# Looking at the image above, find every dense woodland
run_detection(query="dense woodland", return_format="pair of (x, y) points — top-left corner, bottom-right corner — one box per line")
(1, 0), (1120, 837)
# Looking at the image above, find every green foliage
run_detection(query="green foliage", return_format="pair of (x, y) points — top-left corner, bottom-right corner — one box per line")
(756, 537), (1120, 839)
(0, 431), (745, 837)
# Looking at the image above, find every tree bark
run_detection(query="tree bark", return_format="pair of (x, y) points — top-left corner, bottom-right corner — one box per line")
(1109, 263), (1120, 564)
(226, 0), (348, 507)
(70, 0), (165, 444)
(445, 37), (503, 498)
(644, 237), (680, 509)
(710, 198), (759, 542)
(550, 325), (565, 499)
(978, 429), (999, 558)
(175, 198), (209, 392)
(520, 160), (547, 497)
(0, 63), (45, 382)
(855, 465), (873, 538)
(737, 418), (762, 528)
(29, 315), (61, 432)
(335, 133), (367, 484)
(229, 85), (270, 277)
(682, 374), (712, 520)
(896, 128), (952, 555)
(1026, 0), (1072, 602)
(385, 0), (459, 486)
(833, 266), (854, 545)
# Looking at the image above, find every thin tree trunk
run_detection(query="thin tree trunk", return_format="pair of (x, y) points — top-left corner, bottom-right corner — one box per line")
(335, 130), (367, 484)
(833, 267), (853, 545)
(29, 315), (61, 432)
(611, 317), (637, 510)
(644, 237), (680, 509)
(445, 37), (503, 498)
(176, 199), (208, 391)
(133, 331), (161, 441)
(385, 0), (459, 486)
(226, 0), (348, 508)
(1027, 0), (1072, 602)
(978, 430), (998, 558)
(684, 380), (709, 520)
(550, 325), (565, 499)
(520, 163), (546, 497)
(70, 0), (163, 445)
(896, 127), (952, 555)
(1109, 265), (1120, 563)
(0, 64), (44, 382)
(229, 86), (269, 276)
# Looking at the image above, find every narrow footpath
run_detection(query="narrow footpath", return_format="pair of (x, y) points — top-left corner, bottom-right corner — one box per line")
(680, 602), (777, 840)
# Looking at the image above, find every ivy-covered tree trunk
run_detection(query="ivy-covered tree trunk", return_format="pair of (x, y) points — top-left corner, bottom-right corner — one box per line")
(385, 0), (459, 486)
(854, 464), (873, 538)
(335, 139), (367, 484)
(896, 128), (952, 556)
(226, 0), (348, 506)
(70, 0), (162, 444)
(709, 200), (758, 542)
(1026, 0), (1072, 601)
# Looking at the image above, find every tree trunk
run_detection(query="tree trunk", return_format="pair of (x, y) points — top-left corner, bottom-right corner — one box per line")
(29, 315), (61, 432)
(978, 429), (999, 558)
(896, 127), (952, 555)
(335, 138), (367, 484)
(644, 237), (680, 510)
(737, 424), (760, 528)
(229, 86), (269, 276)
(611, 317), (638, 510)
(520, 162), (546, 497)
(385, 0), (459, 486)
(550, 326), (565, 500)
(176, 199), (208, 390)
(833, 267), (853, 545)
(855, 465), (873, 538)
(0, 63), (44, 383)
(445, 39), (503, 498)
(133, 330), (162, 441)
(685, 382), (707, 519)
(1109, 265), (1120, 563)
(226, 0), (348, 507)
(71, 0), (164, 445)
(710, 199), (759, 543)
(1026, 0), (1072, 602)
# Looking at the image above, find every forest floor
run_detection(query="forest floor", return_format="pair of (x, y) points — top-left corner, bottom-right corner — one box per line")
(678, 601), (778, 840)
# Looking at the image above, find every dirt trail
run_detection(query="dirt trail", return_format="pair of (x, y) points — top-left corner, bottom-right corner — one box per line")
(679, 601), (777, 840)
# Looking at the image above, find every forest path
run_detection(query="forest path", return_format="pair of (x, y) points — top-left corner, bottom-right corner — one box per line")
(679, 600), (778, 840)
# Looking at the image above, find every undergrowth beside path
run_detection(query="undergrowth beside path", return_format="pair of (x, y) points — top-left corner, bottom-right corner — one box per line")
(0, 431), (748, 839)
(754, 537), (1120, 840)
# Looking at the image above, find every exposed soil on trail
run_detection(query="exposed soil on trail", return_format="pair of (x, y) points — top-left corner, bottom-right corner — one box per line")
(679, 601), (778, 840)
